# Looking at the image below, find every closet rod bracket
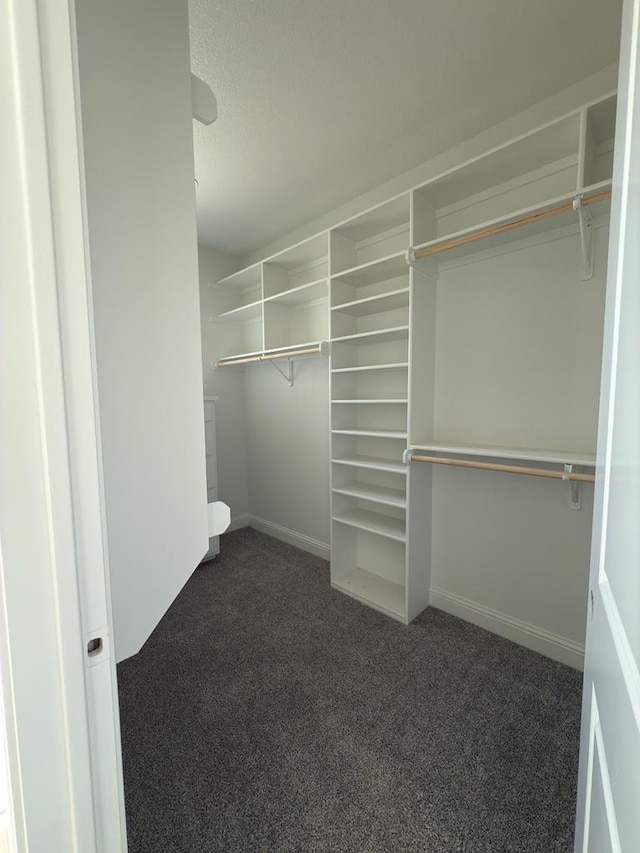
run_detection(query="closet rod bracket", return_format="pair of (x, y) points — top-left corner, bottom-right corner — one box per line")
(573, 196), (595, 280)
(269, 358), (294, 386)
(564, 464), (583, 510)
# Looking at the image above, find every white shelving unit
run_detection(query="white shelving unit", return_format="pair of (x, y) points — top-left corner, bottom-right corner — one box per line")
(214, 91), (617, 640)
(211, 233), (330, 365)
(328, 197), (417, 621)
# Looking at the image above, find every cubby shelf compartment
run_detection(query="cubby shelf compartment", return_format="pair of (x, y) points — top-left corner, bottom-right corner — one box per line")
(332, 428), (407, 439)
(408, 184), (611, 269)
(332, 483), (407, 508)
(332, 569), (405, 621)
(330, 288), (410, 317)
(332, 455), (407, 475)
(332, 510), (406, 542)
(408, 441), (596, 467)
(332, 362), (409, 374)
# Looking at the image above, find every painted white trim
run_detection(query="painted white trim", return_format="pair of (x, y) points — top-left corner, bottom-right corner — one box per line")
(0, 0), (126, 848)
(430, 586), (585, 670)
(227, 513), (251, 532)
(248, 516), (331, 561)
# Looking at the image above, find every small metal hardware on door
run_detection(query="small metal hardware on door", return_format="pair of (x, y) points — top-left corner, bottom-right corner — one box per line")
(87, 637), (103, 657)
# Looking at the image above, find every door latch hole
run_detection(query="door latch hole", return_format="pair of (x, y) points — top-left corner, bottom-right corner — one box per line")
(87, 637), (103, 657)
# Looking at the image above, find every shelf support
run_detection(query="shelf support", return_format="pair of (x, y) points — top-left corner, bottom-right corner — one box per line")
(563, 464), (583, 510)
(269, 358), (294, 386)
(573, 197), (595, 280)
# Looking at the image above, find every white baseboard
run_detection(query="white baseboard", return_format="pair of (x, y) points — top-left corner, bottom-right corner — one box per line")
(226, 513), (250, 532)
(248, 515), (330, 561)
(429, 586), (585, 670)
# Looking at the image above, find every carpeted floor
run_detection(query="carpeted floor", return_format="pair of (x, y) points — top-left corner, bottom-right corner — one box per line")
(117, 528), (583, 852)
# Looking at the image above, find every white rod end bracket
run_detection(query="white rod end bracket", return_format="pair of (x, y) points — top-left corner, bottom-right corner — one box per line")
(573, 197), (595, 280)
(564, 464), (583, 510)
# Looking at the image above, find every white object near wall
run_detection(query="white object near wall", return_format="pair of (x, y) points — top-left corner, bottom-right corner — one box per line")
(203, 397), (230, 557)
(191, 72), (217, 125)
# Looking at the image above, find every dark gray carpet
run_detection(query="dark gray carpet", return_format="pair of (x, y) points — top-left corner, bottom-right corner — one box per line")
(117, 528), (582, 853)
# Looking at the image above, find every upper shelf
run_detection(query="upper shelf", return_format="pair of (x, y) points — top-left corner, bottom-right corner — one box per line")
(409, 440), (596, 467)
(217, 263), (262, 292)
(408, 183), (611, 269)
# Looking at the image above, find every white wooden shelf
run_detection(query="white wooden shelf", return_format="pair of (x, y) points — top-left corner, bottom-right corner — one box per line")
(332, 362), (408, 374)
(332, 510), (406, 542)
(332, 399), (408, 405)
(217, 263), (262, 291)
(409, 441), (596, 467)
(330, 288), (410, 316)
(263, 279), (327, 305)
(332, 483), (407, 508)
(330, 251), (407, 285)
(332, 569), (405, 620)
(332, 428), (407, 439)
(217, 301), (263, 320)
(331, 326), (409, 345)
(332, 455), (407, 475)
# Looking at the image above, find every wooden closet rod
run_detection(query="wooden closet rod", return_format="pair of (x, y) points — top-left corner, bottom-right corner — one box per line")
(260, 345), (323, 361)
(413, 188), (612, 260)
(216, 343), (325, 368)
(216, 354), (262, 366)
(410, 454), (596, 483)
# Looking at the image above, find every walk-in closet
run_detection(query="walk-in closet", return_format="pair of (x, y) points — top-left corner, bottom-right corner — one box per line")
(208, 91), (616, 669)
(40, 0), (638, 850)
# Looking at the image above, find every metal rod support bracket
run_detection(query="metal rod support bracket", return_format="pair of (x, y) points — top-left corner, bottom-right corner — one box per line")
(573, 196), (595, 280)
(564, 464), (583, 510)
(270, 358), (294, 386)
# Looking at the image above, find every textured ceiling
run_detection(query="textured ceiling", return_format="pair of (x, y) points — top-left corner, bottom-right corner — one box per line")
(189, 0), (621, 257)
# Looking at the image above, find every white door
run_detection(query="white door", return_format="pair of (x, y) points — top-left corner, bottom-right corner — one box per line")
(575, 1), (640, 849)
(74, 0), (210, 663)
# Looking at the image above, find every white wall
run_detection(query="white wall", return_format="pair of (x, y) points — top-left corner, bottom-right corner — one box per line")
(245, 359), (330, 558)
(198, 245), (250, 527)
(76, 0), (208, 662)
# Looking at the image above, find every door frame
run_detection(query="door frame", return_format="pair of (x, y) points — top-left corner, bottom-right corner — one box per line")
(0, 0), (126, 849)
